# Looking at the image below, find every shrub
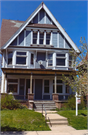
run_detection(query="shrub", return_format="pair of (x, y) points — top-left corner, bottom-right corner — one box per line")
(63, 95), (86, 110)
(1, 94), (21, 110)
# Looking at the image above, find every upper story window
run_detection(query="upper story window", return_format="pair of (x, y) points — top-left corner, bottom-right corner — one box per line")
(33, 32), (37, 44)
(39, 33), (44, 44)
(56, 54), (66, 66)
(69, 55), (72, 67)
(8, 52), (13, 65)
(46, 33), (50, 45)
(16, 52), (27, 65)
(48, 53), (53, 66)
(31, 53), (34, 65)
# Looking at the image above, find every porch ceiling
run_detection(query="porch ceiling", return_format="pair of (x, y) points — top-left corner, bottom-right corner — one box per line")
(2, 68), (76, 76)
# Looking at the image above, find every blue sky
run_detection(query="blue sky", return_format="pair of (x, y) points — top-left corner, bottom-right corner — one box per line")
(0, 1), (87, 48)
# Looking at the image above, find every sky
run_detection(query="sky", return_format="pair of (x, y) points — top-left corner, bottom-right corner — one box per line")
(0, 1), (87, 48)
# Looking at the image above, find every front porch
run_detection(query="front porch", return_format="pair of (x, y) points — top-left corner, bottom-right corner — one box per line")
(1, 68), (75, 101)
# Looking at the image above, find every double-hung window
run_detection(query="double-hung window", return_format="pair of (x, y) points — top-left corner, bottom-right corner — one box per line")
(8, 52), (13, 65)
(31, 53), (34, 65)
(33, 32), (37, 44)
(56, 54), (66, 66)
(16, 52), (27, 65)
(39, 33), (44, 44)
(69, 55), (72, 67)
(48, 53), (53, 66)
(46, 33), (50, 45)
(7, 79), (18, 94)
(53, 80), (63, 93)
(44, 80), (49, 93)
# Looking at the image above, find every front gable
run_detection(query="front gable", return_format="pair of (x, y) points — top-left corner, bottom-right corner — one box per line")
(1, 2), (80, 53)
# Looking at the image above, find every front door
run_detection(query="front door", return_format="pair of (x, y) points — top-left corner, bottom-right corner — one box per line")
(35, 79), (42, 100)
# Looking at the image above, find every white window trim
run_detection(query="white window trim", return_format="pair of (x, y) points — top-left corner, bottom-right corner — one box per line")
(15, 51), (28, 66)
(48, 53), (53, 67)
(7, 79), (19, 95)
(56, 53), (67, 67)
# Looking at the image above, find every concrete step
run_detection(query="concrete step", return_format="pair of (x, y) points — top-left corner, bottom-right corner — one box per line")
(50, 118), (67, 121)
(47, 121), (68, 125)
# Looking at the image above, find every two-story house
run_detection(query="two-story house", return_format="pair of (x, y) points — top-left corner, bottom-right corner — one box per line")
(0, 2), (80, 108)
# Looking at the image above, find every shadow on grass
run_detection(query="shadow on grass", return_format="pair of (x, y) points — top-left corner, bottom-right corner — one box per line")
(81, 113), (87, 116)
(1, 126), (26, 134)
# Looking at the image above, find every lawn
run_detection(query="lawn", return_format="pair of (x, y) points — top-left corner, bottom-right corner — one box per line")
(1, 109), (50, 131)
(57, 110), (87, 130)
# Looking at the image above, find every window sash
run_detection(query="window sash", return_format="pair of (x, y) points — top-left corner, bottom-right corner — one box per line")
(44, 80), (49, 93)
(31, 54), (34, 65)
(56, 53), (66, 66)
(8, 52), (13, 65)
(16, 52), (27, 65)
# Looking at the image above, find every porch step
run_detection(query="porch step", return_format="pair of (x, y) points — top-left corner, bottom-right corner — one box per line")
(34, 100), (56, 111)
(47, 120), (68, 126)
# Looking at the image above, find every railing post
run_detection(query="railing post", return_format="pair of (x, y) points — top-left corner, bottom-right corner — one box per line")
(42, 104), (43, 117)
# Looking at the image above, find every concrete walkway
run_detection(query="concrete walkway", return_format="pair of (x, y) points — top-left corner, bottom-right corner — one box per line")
(1, 111), (88, 135)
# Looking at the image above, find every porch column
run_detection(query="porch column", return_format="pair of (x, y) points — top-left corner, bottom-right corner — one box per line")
(30, 73), (32, 94)
(52, 74), (58, 101)
(5, 74), (7, 93)
(28, 73), (34, 101)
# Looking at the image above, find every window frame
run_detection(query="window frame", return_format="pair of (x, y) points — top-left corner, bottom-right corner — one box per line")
(16, 51), (27, 66)
(8, 51), (13, 65)
(39, 32), (44, 44)
(31, 53), (34, 65)
(53, 80), (63, 94)
(44, 80), (50, 94)
(48, 53), (53, 67)
(46, 32), (51, 45)
(7, 79), (18, 95)
(33, 32), (37, 44)
(56, 53), (66, 67)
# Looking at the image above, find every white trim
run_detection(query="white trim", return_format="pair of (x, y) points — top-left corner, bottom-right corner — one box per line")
(1, 72), (4, 93)
(57, 32), (59, 48)
(24, 30), (26, 46)
(44, 31), (46, 45)
(31, 30), (33, 44)
(26, 27), (58, 32)
(50, 31), (52, 45)
(37, 31), (39, 44)
(5, 77), (7, 93)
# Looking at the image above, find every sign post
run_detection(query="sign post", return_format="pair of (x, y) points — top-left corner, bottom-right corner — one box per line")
(75, 92), (81, 116)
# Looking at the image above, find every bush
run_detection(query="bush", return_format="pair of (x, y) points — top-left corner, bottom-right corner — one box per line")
(63, 95), (86, 110)
(1, 94), (21, 110)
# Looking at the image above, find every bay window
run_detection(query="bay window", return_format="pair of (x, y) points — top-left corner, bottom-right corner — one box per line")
(48, 53), (53, 66)
(8, 52), (13, 65)
(56, 54), (66, 66)
(16, 52), (27, 65)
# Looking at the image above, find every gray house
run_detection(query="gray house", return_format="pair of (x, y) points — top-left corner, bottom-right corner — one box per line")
(1, 2), (80, 109)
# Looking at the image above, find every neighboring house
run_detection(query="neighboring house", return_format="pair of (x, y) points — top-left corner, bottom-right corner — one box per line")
(0, 2), (80, 104)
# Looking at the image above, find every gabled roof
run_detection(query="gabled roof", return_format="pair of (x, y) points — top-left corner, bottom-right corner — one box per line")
(0, 2), (80, 53)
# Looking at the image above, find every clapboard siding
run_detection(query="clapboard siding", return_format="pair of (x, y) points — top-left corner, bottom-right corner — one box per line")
(26, 31), (31, 46)
(33, 14), (38, 23)
(65, 40), (72, 49)
(40, 9), (44, 24)
(19, 31), (24, 46)
(11, 38), (17, 46)
(59, 33), (64, 48)
(46, 13), (51, 24)
(53, 32), (57, 48)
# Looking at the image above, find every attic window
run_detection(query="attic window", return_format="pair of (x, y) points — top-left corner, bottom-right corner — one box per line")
(46, 33), (50, 45)
(39, 33), (44, 44)
(33, 32), (37, 44)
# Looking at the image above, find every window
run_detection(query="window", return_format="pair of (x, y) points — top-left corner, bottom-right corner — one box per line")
(56, 54), (66, 66)
(8, 52), (13, 65)
(44, 80), (49, 93)
(53, 80), (63, 93)
(31, 54), (34, 65)
(46, 33), (50, 45)
(69, 55), (72, 67)
(16, 52), (27, 65)
(33, 32), (37, 44)
(48, 53), (53, 66)
(66, 85), (69, 93)
(7, 79), (18, 94)
(39, 33), (44, 44)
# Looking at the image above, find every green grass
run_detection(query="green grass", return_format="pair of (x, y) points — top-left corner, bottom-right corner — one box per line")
(57, 110), (87, 130)
(1, 109), (50, 131)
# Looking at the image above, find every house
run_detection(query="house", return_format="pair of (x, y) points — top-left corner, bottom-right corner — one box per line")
(0, 2), (80, 109)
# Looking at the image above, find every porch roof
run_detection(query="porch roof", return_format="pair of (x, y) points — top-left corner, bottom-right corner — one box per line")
(2, 68), (76, 76)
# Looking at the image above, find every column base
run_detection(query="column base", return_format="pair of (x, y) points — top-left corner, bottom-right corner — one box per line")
(52, 93), (59, 101)
(29, 100), (34, 110)
(28, 93), (34, 100)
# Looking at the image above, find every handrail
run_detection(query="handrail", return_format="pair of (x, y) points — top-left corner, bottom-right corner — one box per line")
(42, 104), (47, 121)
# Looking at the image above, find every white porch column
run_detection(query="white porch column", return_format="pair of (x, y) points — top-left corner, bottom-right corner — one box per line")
(54, 74), (57, 93)
(5, 75), (7, 93)
(44, 30), (46, 45)
(30, 73), (33, 94)
(37, 30), (39, 44)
